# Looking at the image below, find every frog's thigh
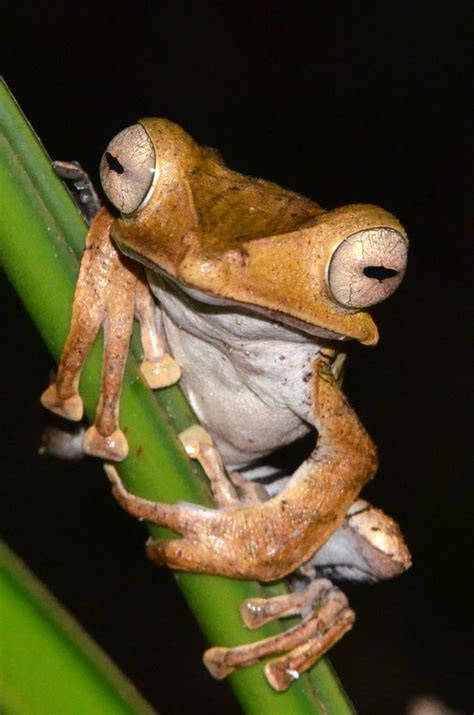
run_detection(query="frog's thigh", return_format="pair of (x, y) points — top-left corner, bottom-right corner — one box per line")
(204, 579), (354, 691)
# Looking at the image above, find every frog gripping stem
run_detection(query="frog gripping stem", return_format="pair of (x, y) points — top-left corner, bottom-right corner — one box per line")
(41, 208), (179, 461)
(41, 118), (411, 692)
(204, 580), (355, 691)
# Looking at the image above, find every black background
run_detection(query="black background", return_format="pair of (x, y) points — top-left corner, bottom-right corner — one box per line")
(1, 2), (471, 714)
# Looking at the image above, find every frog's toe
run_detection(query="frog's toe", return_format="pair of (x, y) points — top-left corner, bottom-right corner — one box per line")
(83, 426), (128, 461)
(202, 648), (235, 680)
(41, 384), (84, 422)
(140, 353), (181, 389)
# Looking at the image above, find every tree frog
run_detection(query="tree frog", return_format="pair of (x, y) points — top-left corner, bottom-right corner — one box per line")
(41, 119), (411, 691)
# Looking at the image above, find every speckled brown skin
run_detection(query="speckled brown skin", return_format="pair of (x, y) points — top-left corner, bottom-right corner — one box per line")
(205, 579), (355, 690)
(41, 208), (179, 460)
(42, 119), (407, 689)
(111, 119), (407, 345)
(106, 361), (377, 582)
(104, 359), (376, 690)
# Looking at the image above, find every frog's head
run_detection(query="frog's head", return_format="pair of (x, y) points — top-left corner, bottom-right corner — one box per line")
(101, 119), (408, 346)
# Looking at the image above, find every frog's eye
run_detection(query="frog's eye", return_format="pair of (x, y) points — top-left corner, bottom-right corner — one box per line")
(327, 228), (408, 309)
(100, 124), (156, 214)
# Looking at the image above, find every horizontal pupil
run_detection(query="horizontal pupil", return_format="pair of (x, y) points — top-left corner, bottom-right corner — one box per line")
(105, 152), (124, 175)
(363, 265), (398, 281)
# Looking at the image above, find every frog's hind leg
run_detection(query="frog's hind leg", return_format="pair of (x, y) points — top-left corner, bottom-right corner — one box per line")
(204, 578), (354, 691)
(108, 461), (354, 691)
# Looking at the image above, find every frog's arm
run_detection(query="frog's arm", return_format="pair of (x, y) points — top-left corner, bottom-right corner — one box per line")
(41, 208), (180, 460)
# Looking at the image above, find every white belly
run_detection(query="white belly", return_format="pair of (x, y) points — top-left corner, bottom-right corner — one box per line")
(148, 273), (323, 468)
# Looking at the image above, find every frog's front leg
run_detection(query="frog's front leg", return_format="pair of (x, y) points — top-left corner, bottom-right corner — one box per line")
(134, 278), (181, 389)
(41, 207), (179, 461)
(41, 208), (135, 459)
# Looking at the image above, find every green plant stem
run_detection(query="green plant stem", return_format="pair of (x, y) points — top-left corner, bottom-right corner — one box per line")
(0, 77), (355, 714)
(0, 542), (157, 715)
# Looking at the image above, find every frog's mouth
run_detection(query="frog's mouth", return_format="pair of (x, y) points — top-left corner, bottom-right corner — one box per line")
(176, 280), (355, 343)
(118, 242), (373, 346)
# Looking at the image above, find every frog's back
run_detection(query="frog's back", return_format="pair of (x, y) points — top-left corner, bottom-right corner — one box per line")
(189, 153), (325, 250)
(113, 118), (325, 269)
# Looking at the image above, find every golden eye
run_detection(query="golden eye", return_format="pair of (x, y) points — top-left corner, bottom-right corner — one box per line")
(327, 228), (408, 309)
(100, 124), (156, 215)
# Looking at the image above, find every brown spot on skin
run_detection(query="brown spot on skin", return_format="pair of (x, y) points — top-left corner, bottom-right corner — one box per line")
(136, 445), (144, 457)
(303, 372), (313, 383)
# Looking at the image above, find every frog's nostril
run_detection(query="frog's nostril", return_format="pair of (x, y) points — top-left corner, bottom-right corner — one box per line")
(105, 152), (124, 175)
(363, 266), (399, 282)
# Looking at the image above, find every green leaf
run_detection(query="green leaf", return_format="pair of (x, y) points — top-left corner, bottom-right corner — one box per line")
(0, 541), (157, 715)
(0, 77), (355, 714)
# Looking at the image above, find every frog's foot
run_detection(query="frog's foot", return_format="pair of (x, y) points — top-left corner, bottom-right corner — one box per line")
(41, 383), (84, 422)
(105, 464), (253, 574)
(204, 579), (354, 691)
(140, 354), (181, 389)
(105, 464), (215, 538)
